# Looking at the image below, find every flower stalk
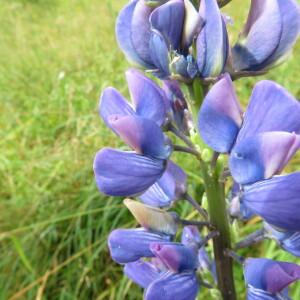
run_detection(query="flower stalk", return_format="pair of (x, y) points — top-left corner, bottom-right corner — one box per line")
(183, 193), (208, 219)
(234, 229), (265, 250)
(200, 160), (237, 300)
(94, 0), (300, 298)
(189, 82), (237, 299)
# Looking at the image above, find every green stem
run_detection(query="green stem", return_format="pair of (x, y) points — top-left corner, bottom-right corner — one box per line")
(184, 193), (208, 220)
(186, 79), (236, 300)
(200, 161), (237, 300)
(186, 84), (200, 129)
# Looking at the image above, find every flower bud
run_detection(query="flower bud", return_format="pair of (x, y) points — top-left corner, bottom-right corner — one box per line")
(232, 0), (300, 73)
(108, 228), (171, 264)
(124, 199), (179, 235)
(196, 0), (229, 78)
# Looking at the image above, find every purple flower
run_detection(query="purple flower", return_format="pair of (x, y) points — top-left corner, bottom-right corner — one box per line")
(139, 160), (187, 207)
(198, 73), (243, 153)
(244, 258), (300, 299)
(124, 260), (161, 289)
(116, 0), (197, 78)
(162, 80), (189, 133)
(109, 203), (200, 299)
(150, 242), (199, 272)
(264, 223), (300, 257)
(199, 76), (300, 230)
(94, 148), (167, 196)
(144, 271), (199, 300)
(94, 69), (172, 196)
(108, 228), (172, 264)
(125, 259), (200, 300)
(229, 183), (254, 220)
(117, 0), (231, 79)
(181, 226), (216, 280)
(149, 0), (200, 78)
(123, 243), (200, 300)
(198, 74), (300, 184)
(241, 172), (300, 232)
(196, 0), (229, 78)
(232, 0), (300, 73)
(230, 131), (300, 185)
(100, 69), (168, 127)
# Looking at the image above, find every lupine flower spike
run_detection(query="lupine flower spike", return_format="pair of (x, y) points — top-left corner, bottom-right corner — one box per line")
(95, 0), (300, 299)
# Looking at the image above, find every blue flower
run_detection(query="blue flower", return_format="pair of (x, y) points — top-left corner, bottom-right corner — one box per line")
(196, 0), (229, 78)
(139, 160), (187, 208)
(181, 225), (216, 280)
(94, 69), (172, 196)
(116, 0), (196, 78)
(162, 79), (189, 132)
(244, 258), (300, 299)
(241, 172), (300, 232)
(198, 75), (300, 232)
(116, 0), (229, 79)
(108, 201), (201, 300)
(232, 0), (300, 73)
(198, 74), (300, 185)
(264, 223), (300, 257)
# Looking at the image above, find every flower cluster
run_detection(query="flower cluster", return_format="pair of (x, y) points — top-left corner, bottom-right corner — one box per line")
(94, 0), (300, 299)
(95, 69), (171, 196)
(199, 75), (300, 247)
(108, 200), (212, 300)
(198, 74), (300, 299)
(116, 0), (300, 79)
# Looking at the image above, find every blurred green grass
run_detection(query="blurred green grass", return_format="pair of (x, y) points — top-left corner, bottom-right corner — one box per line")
(0, 0), (299, 299)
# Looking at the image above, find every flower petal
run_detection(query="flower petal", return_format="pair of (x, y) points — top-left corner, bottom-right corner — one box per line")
(168, 160), (187, 196)
(181, 226), (201, 246)
(139, 160), (186, 207)
(139, 172), (176, 207)
(242, 172), (300, 231)
(124, 260), (160, 288)
(163, 80), (188, 131)
(172, 54), (190, 78)
(126, 69), (167, 126)
(131, 0), (154, 65)
(182, 0), (202, 49)
(108, 228), (171, 264)
(145, 271), (199, 300)
(124, 199), (178, 235)
(99, 87), (135, 129)
(232, 0), (282, 71)
(229, 194), (255, 221)
(265, 223), (300, 257)
(237, 80), (300, 142)
(93, 148), (165, 196)
(230, 132), (300, 184)
(150, 243), (199, 272)
(149, 29), (171, 77)
(150, 0), (185, 50)
(263, 0), (300, 69)
(196, 0), (228, 77)
(116, 0), (153, 68)
(244, 258), (300, 294)
(181, 226), (216, 278)
(246, 287), (289, 300)
(198, 73), (243, 153)
(108, 115), (172, 159)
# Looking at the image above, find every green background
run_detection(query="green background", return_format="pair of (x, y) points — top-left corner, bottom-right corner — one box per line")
(0, 0), (299, 299)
